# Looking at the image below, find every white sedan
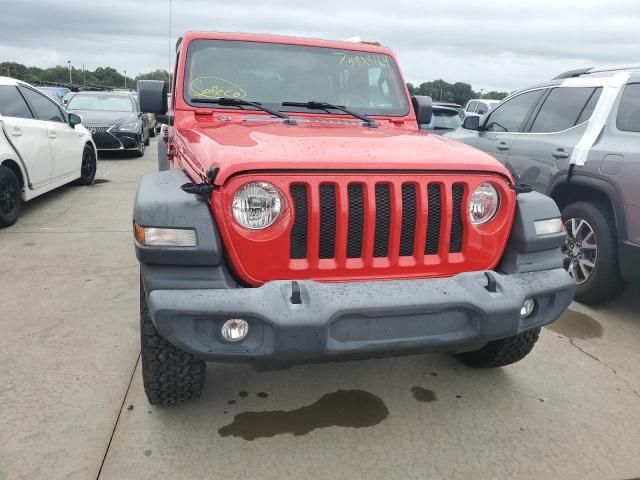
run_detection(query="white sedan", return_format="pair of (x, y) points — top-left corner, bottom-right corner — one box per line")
(0, 77), (97, 227)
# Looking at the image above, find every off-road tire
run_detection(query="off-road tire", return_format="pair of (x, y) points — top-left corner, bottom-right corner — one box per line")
(0, 165), (21, 228)
(73, 144), (97, 186)
(140, 284), (206, 406)
(455, 327), (541, 368)
(561, 201), (625, 304)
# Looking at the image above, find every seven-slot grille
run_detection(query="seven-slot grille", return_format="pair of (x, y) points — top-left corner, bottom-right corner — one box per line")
(289, 180), (465, 263)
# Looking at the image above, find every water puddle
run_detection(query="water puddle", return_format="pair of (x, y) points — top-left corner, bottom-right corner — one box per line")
(547, 309), (603, 340)
(411, 386), (437, 403)
(218, 389), (388, 441)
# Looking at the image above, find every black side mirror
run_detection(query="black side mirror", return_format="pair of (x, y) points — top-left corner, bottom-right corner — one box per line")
(411, 95), (433, 126)
(463, 115), (481, 130)
(68, 113), (82, 128)
(138, 80), (168, 115)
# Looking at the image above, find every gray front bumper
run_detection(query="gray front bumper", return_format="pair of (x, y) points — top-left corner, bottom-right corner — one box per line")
(146, 268), (575, 365)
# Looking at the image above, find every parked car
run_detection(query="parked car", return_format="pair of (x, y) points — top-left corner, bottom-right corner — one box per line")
(0, 77), (97, 227)
(37, 86), (71, 105)
(446, 65), (640, 304)
(65, 91), (149, 157)
(133, 31), (574, 406)
(464, 99), (500, 117)
(434, 101), (464, 119)
(420, 104), (463, 134)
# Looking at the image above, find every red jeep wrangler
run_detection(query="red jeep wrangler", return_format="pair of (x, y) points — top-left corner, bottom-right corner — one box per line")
(135, 32), (574, 406)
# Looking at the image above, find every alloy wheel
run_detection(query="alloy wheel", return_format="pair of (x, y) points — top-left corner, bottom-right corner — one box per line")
(562, 217), (598, 285)
(81, 148), (95, 179)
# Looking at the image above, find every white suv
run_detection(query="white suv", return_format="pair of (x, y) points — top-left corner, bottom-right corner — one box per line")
(0, 77), (97, 227)
(464, 99), (501, 117)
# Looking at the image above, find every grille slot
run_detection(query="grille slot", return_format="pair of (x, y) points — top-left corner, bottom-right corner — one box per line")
(347, 184), (364, 258)
(91, 131), (120, 149)
(425, 184), (442, 254)
(399, 184), (417, 256)
(450, 183), (464, 253)
(373, 184), (391, 257)
(318, 184), (337, 259)
(290, 184), (308, 259)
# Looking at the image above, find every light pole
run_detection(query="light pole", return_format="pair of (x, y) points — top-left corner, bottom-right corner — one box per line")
(124, 70), (127, 89)
(82, 65), (86, 86)
(67, 60), (72, 84)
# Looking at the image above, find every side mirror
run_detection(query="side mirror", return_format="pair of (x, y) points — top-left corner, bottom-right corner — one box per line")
(138, 80), (167, 115)
(411, 95), (432, 126)
(68, 113), (82, 128)
(463, 115), (481, 130)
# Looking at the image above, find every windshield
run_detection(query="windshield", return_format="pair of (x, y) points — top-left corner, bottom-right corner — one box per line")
(67, 94), (134, 112)
(184, 40), (409, 116)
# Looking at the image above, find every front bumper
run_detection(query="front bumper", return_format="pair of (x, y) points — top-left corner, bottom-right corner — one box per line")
(146, 268), (575, 366)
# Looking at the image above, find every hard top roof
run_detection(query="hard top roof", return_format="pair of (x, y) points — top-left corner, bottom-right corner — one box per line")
(179, 31), (393, 56)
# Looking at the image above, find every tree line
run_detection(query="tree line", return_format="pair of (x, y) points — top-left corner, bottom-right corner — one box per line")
(407, 80), (509, 106)
(0, 62), (170, 90)
(0, 61), (509, 105)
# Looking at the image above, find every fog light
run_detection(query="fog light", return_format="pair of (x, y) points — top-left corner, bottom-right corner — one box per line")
(221, 319), (249, 342)
(520, 299), (536, 318)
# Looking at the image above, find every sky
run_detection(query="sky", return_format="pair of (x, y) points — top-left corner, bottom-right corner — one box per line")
(1, 0), (639, 92)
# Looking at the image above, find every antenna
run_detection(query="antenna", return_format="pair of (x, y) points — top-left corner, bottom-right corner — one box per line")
(168, 0), (172, 89)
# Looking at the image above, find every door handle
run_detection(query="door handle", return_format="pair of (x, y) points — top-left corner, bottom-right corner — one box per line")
(497, 142), (509, 151)
(48, 132), (57, 140)
(552, 149), (570, 159)
(10, 128), (22, 137)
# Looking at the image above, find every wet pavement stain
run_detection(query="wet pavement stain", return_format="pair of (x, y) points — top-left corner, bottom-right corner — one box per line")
(143, 449), (152, 457)
(257, 392), (269, 398)
(218, 389), (388, 441)
(547, 309), (603, 340)
(411, 386), (437, 403)
(93, 178), (110, 184)
(238, 391), (248, 398)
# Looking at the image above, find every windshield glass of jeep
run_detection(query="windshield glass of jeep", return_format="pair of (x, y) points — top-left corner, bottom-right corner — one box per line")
(184, 40), (410, 116)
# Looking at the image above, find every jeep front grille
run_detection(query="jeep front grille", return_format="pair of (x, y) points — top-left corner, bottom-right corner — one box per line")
(213, 173), (515, 286)
(290, 180), (464, 261)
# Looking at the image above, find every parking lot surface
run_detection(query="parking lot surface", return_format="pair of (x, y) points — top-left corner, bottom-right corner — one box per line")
(1, 139), (639, 480)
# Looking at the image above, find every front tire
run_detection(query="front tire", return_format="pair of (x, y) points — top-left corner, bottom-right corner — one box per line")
(140, 283), (206, 406)
(455, 328), (541, 368)
(561, 200), (625, 304)
(73, 144), (97, 186)
(0, 165), (21, 228)
(149, 126), (156, 137)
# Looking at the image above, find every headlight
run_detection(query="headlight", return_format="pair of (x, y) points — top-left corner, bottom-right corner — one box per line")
(117, 122), (139, 131)
(232, 182), (282, 229)
(469, 183), (500, 225)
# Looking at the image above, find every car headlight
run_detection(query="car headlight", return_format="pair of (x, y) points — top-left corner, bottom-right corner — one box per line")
(469, 183), (500, 225)
(232, 182), (282, 229)
(117, 122), (139, 131)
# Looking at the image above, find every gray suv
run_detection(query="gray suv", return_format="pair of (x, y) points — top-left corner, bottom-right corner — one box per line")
(447, 65), (640, 304)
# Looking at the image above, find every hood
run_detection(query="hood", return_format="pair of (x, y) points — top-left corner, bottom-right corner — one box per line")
(176, 114), (512, 185)
(71, 110), (138, 127)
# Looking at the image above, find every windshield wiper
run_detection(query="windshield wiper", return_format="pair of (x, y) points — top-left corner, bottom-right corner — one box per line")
(190, 97), (295, 123)
(281, 101), (378, 128)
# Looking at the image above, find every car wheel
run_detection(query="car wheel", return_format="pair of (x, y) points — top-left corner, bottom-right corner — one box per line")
(144, 131), (150, 146)
(149, 126), (156, 138)
(133, 138), (145, 157)
(455, 327), (541, 368)
(140, 282), (206, 405)
(73, 144), (97, 186)
(0, 165), (21, 228)
(561, 200), (626, 304)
